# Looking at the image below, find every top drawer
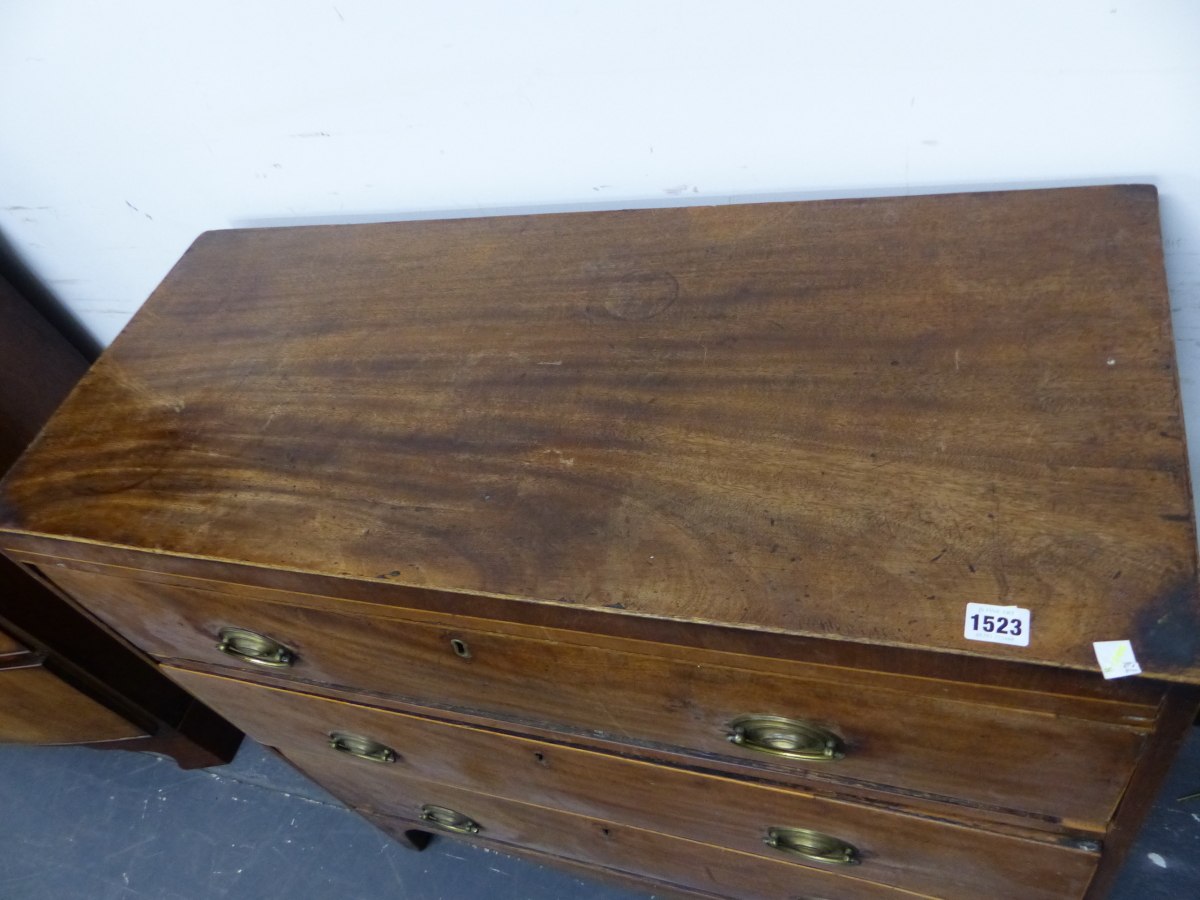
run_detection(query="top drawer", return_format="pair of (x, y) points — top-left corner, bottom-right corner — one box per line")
(44, 564), (1149, 826)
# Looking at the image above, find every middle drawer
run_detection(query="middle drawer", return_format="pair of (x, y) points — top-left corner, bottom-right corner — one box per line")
(166, 667), (1098, 900)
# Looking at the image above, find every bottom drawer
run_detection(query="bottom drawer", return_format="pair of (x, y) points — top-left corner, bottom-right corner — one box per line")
(168, 667), (1100, 900)
(304, 755), (924, 900)
(362, 810), (712, 900)
(0, 660), (145, 744)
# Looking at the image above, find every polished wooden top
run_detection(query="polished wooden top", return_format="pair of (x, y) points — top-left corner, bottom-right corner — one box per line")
(1, 185), (1195, 680)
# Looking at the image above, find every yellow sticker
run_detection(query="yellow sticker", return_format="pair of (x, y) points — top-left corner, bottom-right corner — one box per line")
(1093, 640), (1142, 679)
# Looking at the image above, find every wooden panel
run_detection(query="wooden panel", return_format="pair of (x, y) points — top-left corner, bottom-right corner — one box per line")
(0, 660), (146, 743)
(0, 628), (26, 658)
(171, 669), (1101, 900)
(358, 803), (924, 900)
(0, 187), (1194, 680)
(56, 567), (1147, 826)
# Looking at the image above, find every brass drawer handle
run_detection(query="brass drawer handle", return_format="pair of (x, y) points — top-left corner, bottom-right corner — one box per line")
(419, 804), (481, 835)
(329, 732), (398, 764)
(216, 627), (297, 668)
(728, 715), (844, 761)
(764, 827), (859, 866)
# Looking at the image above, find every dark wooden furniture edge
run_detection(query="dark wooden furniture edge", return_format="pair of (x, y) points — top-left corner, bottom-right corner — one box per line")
(0, 552), (242, 767)
(83, 699), (245, 770)
(1083, 686), (1200, 899)
(0, 555), (188, 720)
(0, 274), (89, 472)
(0, 278), (241, 766)
(0, 258), (99, 364)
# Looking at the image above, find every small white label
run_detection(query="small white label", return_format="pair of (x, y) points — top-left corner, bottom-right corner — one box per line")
(1094, 640), (1142, 679)
(964, 603), (1030, 646)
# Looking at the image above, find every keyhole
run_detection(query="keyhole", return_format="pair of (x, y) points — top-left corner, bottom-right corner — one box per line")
(450, 638), (471, 658)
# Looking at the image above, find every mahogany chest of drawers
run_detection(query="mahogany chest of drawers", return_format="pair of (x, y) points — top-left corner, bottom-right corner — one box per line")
(2, 185), (1197, 899)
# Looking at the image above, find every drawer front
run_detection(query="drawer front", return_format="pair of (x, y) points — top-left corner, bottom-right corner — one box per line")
(360, 788), (924, 900)
(0, 660), (145, 744)
(359, 787), (932, 900)
(363, 811), (919, 900)
(48, 565), (1145, 826)
(168, 668), (1099, 900)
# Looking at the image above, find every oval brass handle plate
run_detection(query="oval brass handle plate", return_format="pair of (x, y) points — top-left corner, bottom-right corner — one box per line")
(329, 732), (398, 764)
(728, 715), (844, 761)
(216, 627), (297, 668)
(764, 827), (859, 866)
(419, 804), (481, 835)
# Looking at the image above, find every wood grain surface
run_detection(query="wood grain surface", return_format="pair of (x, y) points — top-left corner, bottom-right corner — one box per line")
(0, 186), (1194, 680)
(0, 659), (146, 743)
(57, 566), (1147, 826)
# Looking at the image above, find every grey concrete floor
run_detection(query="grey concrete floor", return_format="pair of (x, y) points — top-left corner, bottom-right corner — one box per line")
(0, 728), (1197, 900)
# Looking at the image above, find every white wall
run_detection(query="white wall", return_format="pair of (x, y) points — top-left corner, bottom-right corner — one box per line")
(2, 2), (1200, 463)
